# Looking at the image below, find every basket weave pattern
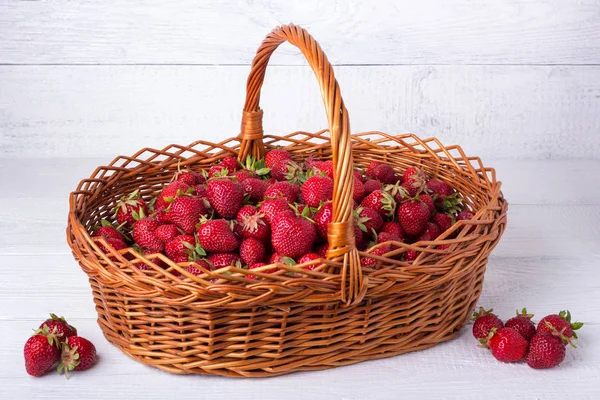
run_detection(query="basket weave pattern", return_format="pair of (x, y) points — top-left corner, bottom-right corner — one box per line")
(67, 25), (507, 377)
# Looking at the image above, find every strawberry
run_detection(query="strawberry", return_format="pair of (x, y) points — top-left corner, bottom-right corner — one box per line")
(505, 308), (536, 341)
(271, 210), (317, 258)
(234, 169), (256, 182)
(302, 175), (334, 207)
(24, 325), (62, 377)
(114, 190), (149, 228)
(353, 169), (365, 183)
(240, 238), (266, 266)
(58, 336), (97, 376)
(156, 181), (192, 210)
(526, 333), (566, 369)
(259, 198), (290, 224)
(265, 149), (292, 170)
(354, 206), (383, 235)
(417, 222), (442, 241)
(472, 307), (504, 339)
(537, 310), (583, 343)
(457, 209), (474, 221)
(193, 183), (207, 197)
(314, 201), (333, 239)
(165, 235), (204, 262)
(174, 171), (197, 186)
(483, 327), (528, 363)
(208, 252), (241, 269)
(153, 207), (171, 224)
(97, 237), (128, 255)
(206, 178), (243, 218)
(197, 219), (239, 252)
(246, 262), (278, 279)
(365, 161), (382, 179)
(403, 166), (426, 184)
(397, 200), (430, 236)
(370, 164), (396, 184)
(269, 253), (296, 265)
(361, 190), (396, 218)
(39, 314), (77, 342)
(236, 206), (270, 243)
(220, 156), (239, 172)
(353, 174), (366, 201)
(354, 224), (367, 250)
(93, 220), (125, 242)
(314, 160), (334, 178)
(419, 194), (435, 215)
(360, 245), (390, 267)
(298, 252), (321, 269)
(154, 224), (180, 243)
(427, 178), (454, 200)
(363, 179), (383, 194)
(381, 222), (405, 240)
(264, 181), (299, 203)
(316, 243), (329, 257)
(377, 231), (402, 245)
(185, 259), (213, 276)
(404, 249), (419, 261)
(208, 164), (229, 177)
(242, 178), (269, 202)
(132, 218), (163, 253)
(167, 195), (210, 234)
(433, 213), (454, 233)
(402, 167), (427, 196)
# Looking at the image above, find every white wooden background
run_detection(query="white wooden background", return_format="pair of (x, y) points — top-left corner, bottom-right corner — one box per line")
(1, 1), (600, 399)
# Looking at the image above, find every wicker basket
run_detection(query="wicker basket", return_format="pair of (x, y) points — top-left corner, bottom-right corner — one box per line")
(67, 24), (507, 377)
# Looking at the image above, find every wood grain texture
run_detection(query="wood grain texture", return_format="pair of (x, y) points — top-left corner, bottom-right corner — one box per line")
(2, 65), (599, 159)
(0, 159), (598, 397)
(1, 0), (600, 65)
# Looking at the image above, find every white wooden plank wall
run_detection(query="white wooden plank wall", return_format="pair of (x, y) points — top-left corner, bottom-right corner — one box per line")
(1, 0), (599, 159)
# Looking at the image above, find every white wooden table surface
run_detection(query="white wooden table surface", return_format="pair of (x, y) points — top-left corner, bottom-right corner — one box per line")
(0, 158), (598, 400)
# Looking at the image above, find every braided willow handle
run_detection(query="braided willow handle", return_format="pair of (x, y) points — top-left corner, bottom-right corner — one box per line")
(238, 24), (365, 306)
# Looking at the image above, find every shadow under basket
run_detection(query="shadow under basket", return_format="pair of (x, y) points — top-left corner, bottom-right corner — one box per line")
(67, 24), (507, 378)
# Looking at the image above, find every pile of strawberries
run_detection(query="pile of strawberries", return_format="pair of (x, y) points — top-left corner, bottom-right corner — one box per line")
(93, 149), (475, 277)
(24, 314), (96, 377)
(472, 308), (584, 368)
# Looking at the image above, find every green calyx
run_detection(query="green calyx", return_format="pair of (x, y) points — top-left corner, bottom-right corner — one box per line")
(33, 324), (63, 349)
(242, 155), (271, 176)
(289, 203), (316, 223)
(559, 310), (584, 338)
(183, 238), (207, 261)
(477, 327), (498, 348)
(516, 308), (534, 319)
(545, 321), (577, 348)
(441, 193), (463, 215)
(57, 343), (80, 378)
(380, 191), (397, 218)
(472, 306), (496, 320)
(49, 313), (77, 333)
(353, 207), (370, 233)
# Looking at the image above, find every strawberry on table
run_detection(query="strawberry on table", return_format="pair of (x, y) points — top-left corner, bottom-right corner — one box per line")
(472, 307), (504, 340)
(58, 336), (97, 377)
(482, 327), (528, 363)
(537, 310), (583, 344)
(505, 308), (536, 341)
(38, 314), (77, 343)
(526, 333), (566, 369)
(24, 325), (62, 377)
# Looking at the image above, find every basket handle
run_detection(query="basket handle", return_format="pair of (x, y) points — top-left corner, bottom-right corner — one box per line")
(238, 24), (365, 306)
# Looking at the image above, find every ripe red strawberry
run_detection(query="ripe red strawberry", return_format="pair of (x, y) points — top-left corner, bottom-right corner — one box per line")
(370, 164), (396, 184)
(167, 195), (210, 234)
(417, 222), (442, 241)
(353, 169), (365, 182)
(537, 310), (583, 343)
(240, 238), (266, 266)
(153, 207), (171, 224)
(93, 220), (125, 242)
(526, 333), (566, 369)
(208, 252), (241, 269)
(220, 156), (239, 172)
(316, 243), (329, 257)
(264, 181), (299, 203)
(361, 190), (396, 218)
(97, 237), (128, 255)
(433, 213), (454, 234)
(197, 219), (239, 253)
(185, 259), (213, 276)
(377, 231), (402, 246)
(234, 169), (256, 182)
(397, 200), (430, 235)
(402, 167), (427, 196)
(366, 161), (382, 179)
(353, 174), (366, 201)
(259, 198), (290, 224)
(39, 314), (77, 342)
(154, 224), (180, 243)
(174, 170), (197, 186)
(193, 183), (207, 197)
(472, 307), (504, 339)
(314, 201), (333, 239)
(237, 206), (270, 243)
(419, 194), (435, 215)
(381, 222), (405, 240)
(265, 149), (292, 169)
(427, 178), (454, 199)
(165, 235), (203, 262)
(505, 308), (536, 341)
(132, 218), (163, 253)
(24, 326), (62, 377)
(360, 245), (390, 267)
(156, 181), (191, 210)
(114, 190), (149, 228)
(208, 164), (229, 177)
(314, 160), (334, 178)
(483, 327), (528, 363)
(404, 249), (419, 261)
(403, 166), (426, 183)
(271, 210), (317, 258)
(58, 336), (97, 376)
(206, 178), (243, 218)
(363, 179), (383, 194)
(297, 252), (321, 269)
(355, 206), (383, 234)
(354, 224), (367, 250)
(302, 175), (334, 207)
(242, 178), (269, 202)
